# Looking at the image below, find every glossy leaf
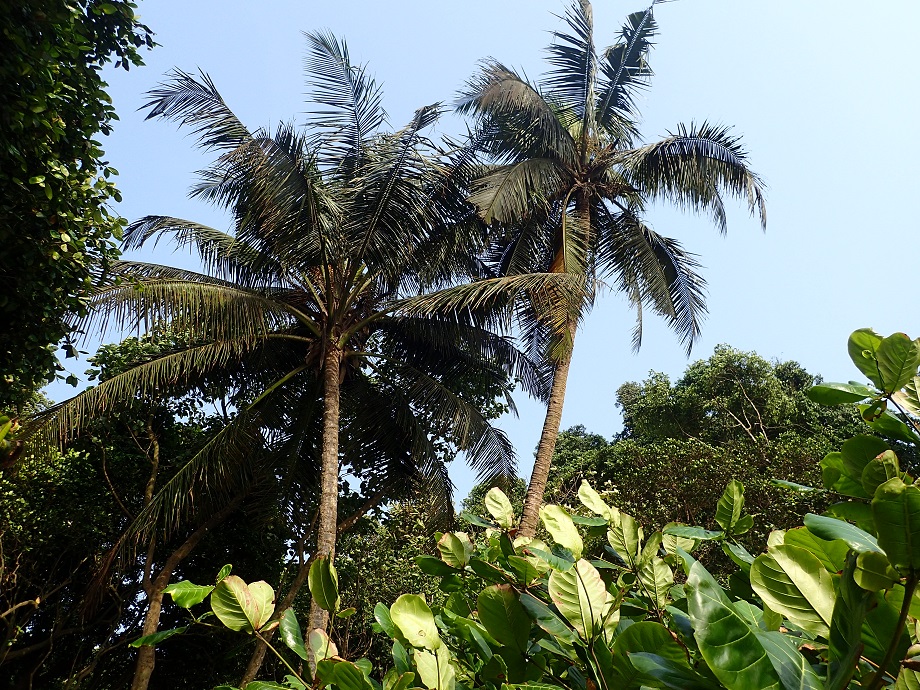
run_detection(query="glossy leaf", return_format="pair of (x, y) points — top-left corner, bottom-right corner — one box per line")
(414, 645), (455, 690)
(280, 608), (307, 660)
(162, 580), (213, 608)
(782, 527), (848, 573)
(749, 545), (835, 637)
(539, 505), (583, 559)
(437, 532), (474, 568)
(629, 653), (718, 690)
(854, 550), (899, 592)
(309, 628), (338, 662)
(477, 585), (531, 652)
(876, 332), (920, 393)
(612, 621), (689, 688)
(803, 513), (882, 554)
(485, 487), (514, 529)
(686, 561), (782, 689)
(309, 556), (340, 613)
(848, 328), (884, 388)
(129, 626), (187, 647)
(754, 630), (822, 690)
(608, 509), (642, 567)
(638, 557), (672, 610)
(333, 661), (374, 690)
(807, 382), (875, 405)
(872, 476), (920, 570)
(519, 592), (578, 644)
(416, 555), (456, 576)
(211, 575), (275, 632)
(390, 594), (441, 650)
(662, 524), (722, 541)
(715, 480), (746, 533)
(865, 408), (920, 444)
(548, 559), (608, 639)
(577, 480), (612, 520)
(826, 556), (872, 690)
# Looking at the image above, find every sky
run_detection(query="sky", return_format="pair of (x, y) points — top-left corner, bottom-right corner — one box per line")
(48, 0), (920, 501)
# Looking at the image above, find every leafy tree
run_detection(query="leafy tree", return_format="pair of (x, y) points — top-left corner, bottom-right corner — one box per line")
(0, 0), (153, 405)
(544, 347), (877, 561)
(457, 0), (766, 536)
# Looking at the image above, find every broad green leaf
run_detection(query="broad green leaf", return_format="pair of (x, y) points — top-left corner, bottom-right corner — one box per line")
(612, 621), (689, 688)
(732, 514), (754, 536)
(211, 575), (275, 632)
(309, 628), (338, 662)
(437, 532), (474, 568)
(854, 550), (898, 591)
(244, 683), (292, 690)
(872, 477), (920, 571)
(638, 557), (672, 610)
(284, 676), (307, 690)
(129, 626), (187, 647)
(477, 585), (530, 652)
(333, 661), (374, 690)
(391, 640), (410, 674)
(715, 480), (746, 533)
(629, 653), (718, 689)
(864, 408), (920, 444)
(414, 645), (455, 690)
(608, 510), (642, 567)
(459, 511), (495, 528)
(782, 527), (849, 573)
(416, 555), (457, 576)
(216, 564), (232, 582)
(577, 480), (612, 520)
(548, 559), (608, 639)
(539, 505), (583, 559)
(524, 547), (574, 572)
(638, 531), (663, 567)
(390, 594), (441, 650)
(662, 524), (722, 541)
(162, 581), (213, 608)
(821, 451), (869, 497)
(383, 670), (416, 690)
(661, 523), (699, 555)
(840, 435), (890, 481)
(750, 545), (835, 637)
(807, 382), (875, 405)
(469, 557), (512, 581)
(374, 602), (397, 638)
(280, 608), (307, 660)
(309, 556), (340, 612)
(722, 541), (755, 574)
(514, 537), (551, 575)
(803, 513), (882, 554)
(876, 332), (920, 393)
(519, 592), (578, 644)
(485, 488), (514, 529)
(754, 630), (822, 690)
(861, 592), (911, 674)
(686, 561), (782, 690)
(826, 500), (876, 532)
(506, 555), (541, 584)
(896, 668), (920, 690)
(827, 553), (872, 690)
(848, 328), (884, 388)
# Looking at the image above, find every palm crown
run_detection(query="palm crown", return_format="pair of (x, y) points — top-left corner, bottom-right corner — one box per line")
(457, 0), (767, 534)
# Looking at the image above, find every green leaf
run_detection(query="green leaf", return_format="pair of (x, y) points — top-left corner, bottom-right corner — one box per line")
(437, 532), (474, 568)
(413, 645), (455, 690)
(862, 450), (903, 496)
(722, 541), (755, 574)
(638, 557), (673, 610)
(374, 602), (397, 638)
(848, 328), (884, 388)
(577, 481), (612, 520)
(803, 513), (882, 554)
(519, 592), (578, 645)
(612, 622), (690, 688)
(459, 511), (496, 528)
(506, 555), (541, 584)
(715, 480), (746, 533)
(309, 556), (340, 612)
(662, 524), (722, 541)
(162, 580), (213, 608)
(686, 561), (782, 690)
(280, 608), (307, 660)
(216, 564), (232, 582)
(842, 435), (890, 481)
(390, 594), (440, 650)
(896, 669), (920, 690)
(309, 628), (338, 662)
(337, 607), (357, 619)
(854, 550), (899, 591)
(416, 555), (457, 576)
(485, 487), (514, 529)
(211, 575), (275, 632)
(754, 630), (822, 690)
(749, 544), (835, 637)
(244, 683), (292, 690)
(539, 505), (583, 559)
(477, 584), (531, 652)
(872, 476), (920, 571)
(129, 626), (187, 647)
(469, 557), (512, 581)
(864, 409), (920, 444)
(629, 653), (718, 689)
(807, 382), (875, 405)
(384, 670), (416, 690)
(826, 555), (872, 690)
(782, 527), (849, 573)
(876, 332), (920, 393)
(525, 547), (574, 572)
(547, 559), (609, 640)
(333, 661), (374, 690)
(608, 509), (642, 567)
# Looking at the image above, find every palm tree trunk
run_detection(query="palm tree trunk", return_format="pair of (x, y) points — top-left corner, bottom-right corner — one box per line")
(309, 346), (342, 633)
(517, 342), (574, 537)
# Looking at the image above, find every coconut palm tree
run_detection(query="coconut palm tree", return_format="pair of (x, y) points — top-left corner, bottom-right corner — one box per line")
(457, 0), (767, 536)
(26, 32), (561, 661)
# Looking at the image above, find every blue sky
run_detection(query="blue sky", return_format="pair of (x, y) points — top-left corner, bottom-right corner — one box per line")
(49, 0), (920, 500)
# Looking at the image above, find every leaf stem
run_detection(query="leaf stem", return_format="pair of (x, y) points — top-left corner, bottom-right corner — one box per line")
(866, 570), (918, 690)
(255, 630), (307, 685)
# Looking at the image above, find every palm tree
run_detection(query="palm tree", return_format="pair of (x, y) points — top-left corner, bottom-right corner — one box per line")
(27, 32), (555, 663)
(457, 0), (767, 536)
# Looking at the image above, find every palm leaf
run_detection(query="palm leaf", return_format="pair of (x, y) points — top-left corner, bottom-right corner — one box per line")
(467, 158), (568, 224)
(545, 0), (598, 139)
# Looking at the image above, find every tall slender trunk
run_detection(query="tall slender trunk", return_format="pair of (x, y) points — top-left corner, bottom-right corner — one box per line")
(517, 345), (575, 537)
(130, 496), (244, 690)
(309, 346), (342, 634)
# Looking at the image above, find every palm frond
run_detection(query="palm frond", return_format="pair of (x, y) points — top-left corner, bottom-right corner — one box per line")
(618, 121), (767, 233)
(595, 5), (658, 142)
(304, 30), (386, 170)
(456, 62), (577, 165)
(467, 158), (568, 224)
(141, 69), (251, 151)
(545, 0), (598, 137)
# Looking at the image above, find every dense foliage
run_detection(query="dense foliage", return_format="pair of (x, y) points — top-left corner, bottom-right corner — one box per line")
(0, 1), (153, 405)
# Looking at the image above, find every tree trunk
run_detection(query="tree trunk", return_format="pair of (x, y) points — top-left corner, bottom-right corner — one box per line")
(130, 496), (244, 690)
(308, 346), (342, 634)
(517, 340), (575, 537)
